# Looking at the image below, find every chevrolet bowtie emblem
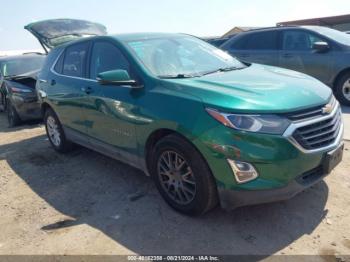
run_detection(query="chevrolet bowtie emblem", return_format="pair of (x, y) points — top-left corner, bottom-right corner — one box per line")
(322, 103), (333, 114)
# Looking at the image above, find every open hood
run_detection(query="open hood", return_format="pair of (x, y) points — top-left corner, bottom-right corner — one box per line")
(4, 69), (40, 81)
(25, 19), (107, 52)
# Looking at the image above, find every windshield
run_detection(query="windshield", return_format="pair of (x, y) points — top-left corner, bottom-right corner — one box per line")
(0, 56), (45, 77)
(308, 26), (350, 46)
(126, 35), (245, 78)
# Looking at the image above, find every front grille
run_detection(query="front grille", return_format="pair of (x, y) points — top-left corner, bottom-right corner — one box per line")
(285, 96), (336, 121)
(292, 107), (342, 150)
(285, 105), (324, 121)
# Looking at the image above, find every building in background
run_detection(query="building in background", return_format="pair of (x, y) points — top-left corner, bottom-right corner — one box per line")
(277, 14), (350, 31)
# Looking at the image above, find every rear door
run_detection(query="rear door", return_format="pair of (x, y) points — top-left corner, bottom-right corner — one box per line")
(225, 31), (280, 66)
(48, 41), (92, 135)
(279, 29), (333, 83)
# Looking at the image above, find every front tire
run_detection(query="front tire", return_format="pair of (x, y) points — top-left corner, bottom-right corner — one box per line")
(335, 72), (350, 106)
(150, 134), (218, 215)
(44, 108), (73, 153)
(7, 100), (21, 127)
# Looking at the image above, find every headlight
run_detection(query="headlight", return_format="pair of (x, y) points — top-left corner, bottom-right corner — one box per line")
(206, 108), (291, 134)
(10, 87), (33, 93)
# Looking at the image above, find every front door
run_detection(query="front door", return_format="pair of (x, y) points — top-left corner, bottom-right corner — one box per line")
(84, 40), (140, 164)
(279, 29), (333, 84)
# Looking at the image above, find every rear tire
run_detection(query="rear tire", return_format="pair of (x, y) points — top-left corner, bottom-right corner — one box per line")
(334, 72), (350, 106)
(7, 100), (21, 127)
(149, 134), (218, 216)
(0, 93), (5, 112)
(44, 108), (73, 153)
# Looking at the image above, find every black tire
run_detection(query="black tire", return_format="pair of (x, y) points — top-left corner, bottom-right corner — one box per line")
(7, 100), (21, 127)
(149, 134), (218, 215)
(334, 72), (350, 106)
(0, 93), (5, 112)
(44, 108), (73, 153)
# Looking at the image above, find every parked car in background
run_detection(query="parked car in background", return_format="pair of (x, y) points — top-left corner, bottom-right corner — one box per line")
(203, 36), (233, 47)
(221, 26), (350, 105)
(29, 19), (343, 215)
(0, 54), (45, 126)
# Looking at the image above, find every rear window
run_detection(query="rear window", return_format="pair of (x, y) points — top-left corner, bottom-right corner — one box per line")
(62, 42), (89, 77)
(0, 56), (44, 77)
(232, 31), (278, 50)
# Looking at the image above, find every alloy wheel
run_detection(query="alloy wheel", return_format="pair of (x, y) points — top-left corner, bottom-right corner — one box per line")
(46, 116), (61, 147)
(157, 150), (196, 205)
(342, 78), (350, 101)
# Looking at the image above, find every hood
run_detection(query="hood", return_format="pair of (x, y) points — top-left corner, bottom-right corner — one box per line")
(162, 64), (332, 113)
(25, 19), (107, 52)
(4, 69), (39, 81)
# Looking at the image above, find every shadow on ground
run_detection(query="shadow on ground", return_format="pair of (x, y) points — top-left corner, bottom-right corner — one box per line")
(0, 117), (42, 133)
(0, 118), (329, 255)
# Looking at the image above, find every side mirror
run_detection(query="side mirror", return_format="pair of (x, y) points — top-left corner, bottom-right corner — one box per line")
(97, 69), (141, 87)
(312, 41), (330, 53)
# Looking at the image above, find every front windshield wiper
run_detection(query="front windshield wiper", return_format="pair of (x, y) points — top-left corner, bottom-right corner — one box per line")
(158, 66), (244, 79)
(201, 66), (242, 76)
(158, 73), (201, 79)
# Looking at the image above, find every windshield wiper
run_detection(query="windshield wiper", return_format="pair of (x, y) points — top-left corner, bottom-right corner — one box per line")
(201, 66), (242, 76)
(158, 66), (243, 79)
(158, 73), (201, 79)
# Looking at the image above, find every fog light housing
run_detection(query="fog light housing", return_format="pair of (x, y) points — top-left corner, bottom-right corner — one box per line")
(227, 159), (259, 184)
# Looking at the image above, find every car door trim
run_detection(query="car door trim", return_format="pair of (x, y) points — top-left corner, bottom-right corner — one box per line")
(63, 126), (149, 175)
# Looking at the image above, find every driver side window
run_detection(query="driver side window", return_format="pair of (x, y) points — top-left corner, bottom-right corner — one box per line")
(282, 30), (324, 51)
(89, 41), (130, 80)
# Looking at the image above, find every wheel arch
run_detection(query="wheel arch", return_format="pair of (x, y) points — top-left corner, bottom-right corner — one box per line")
(41, 102), (53, 117)
(144, 128), (215, 180)
(333, 67), (350, 89)
(144, 128), (177, 172)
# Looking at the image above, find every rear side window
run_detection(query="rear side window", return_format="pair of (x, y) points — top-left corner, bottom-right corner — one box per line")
(54, 51), (64, 74)
(62, 42), (89, 77)
(232, 31), (278, 50)
(89, 41), (130, 80)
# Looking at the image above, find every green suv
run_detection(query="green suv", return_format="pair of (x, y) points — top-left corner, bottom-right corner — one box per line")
(30, 19), (344, 215)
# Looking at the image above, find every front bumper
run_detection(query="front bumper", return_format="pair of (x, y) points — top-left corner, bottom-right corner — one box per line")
(11, 94), (42, 120)
(219, 164), (328, 209)
(193, 100), (344, 210)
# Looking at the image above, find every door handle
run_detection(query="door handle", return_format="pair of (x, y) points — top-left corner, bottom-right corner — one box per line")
(50, 79), (56, 86)
(283, 53), (293, 58)
(81, 87), (93, 94)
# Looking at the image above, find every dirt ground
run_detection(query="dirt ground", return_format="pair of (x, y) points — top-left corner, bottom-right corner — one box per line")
(0, 112), (349, 257)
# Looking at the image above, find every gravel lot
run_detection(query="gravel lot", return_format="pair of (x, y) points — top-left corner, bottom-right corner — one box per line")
(0, 111), (349, 257)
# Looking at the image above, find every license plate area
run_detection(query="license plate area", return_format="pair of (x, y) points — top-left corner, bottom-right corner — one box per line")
(323, 144), (344, 174)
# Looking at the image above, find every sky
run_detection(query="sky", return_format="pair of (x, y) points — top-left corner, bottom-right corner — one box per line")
(0, 0), (349, 51)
